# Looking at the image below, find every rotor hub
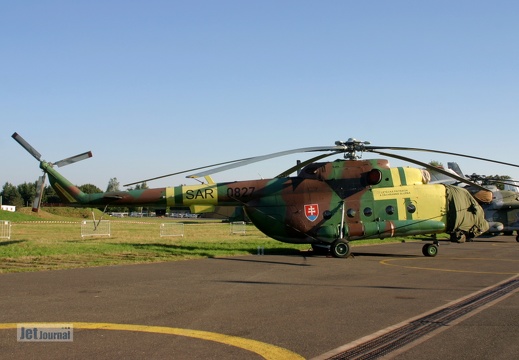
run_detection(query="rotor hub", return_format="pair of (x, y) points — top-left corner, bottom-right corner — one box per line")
(335, 138), (371, 160)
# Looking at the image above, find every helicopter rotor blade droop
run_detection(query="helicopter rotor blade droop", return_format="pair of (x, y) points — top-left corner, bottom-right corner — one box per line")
(123, 157), (256, 186)
(185, 146), (344, 178)
(364, 145), (519, 169)
(122, 137), (519, 186)
(369, 150), (491, 192)
(123, 146), (344, 186)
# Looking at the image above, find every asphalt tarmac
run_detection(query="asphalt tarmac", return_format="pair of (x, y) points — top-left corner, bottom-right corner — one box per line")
(0, 235), (518, 359)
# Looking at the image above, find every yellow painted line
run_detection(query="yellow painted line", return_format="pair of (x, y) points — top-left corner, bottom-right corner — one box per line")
(0, 322), (304, 360)
(380, 257), (519, 275)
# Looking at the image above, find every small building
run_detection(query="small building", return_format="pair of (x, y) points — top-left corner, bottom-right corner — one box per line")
(1, 205), (16, 212)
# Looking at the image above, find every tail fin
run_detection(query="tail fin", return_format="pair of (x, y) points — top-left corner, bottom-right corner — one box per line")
(447, 162), (465, 177)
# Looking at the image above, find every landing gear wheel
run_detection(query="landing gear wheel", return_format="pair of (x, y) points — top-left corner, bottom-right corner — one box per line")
(331, 239), (351, 258)
(422, 244), (438, 257)
(516, 234), (519, 243)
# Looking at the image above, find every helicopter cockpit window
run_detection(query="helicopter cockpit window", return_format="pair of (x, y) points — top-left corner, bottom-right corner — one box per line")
(406, 203), (416, 213)
(363, 207), (373, 217)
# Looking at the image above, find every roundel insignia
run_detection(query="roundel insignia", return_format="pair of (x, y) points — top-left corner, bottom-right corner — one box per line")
(304, 204), (319, 221)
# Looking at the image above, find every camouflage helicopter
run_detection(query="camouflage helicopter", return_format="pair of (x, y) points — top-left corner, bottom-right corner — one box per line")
(12, 132), (519, 258)
(428, 163), (519, 242)
(475, 182), (519, 242)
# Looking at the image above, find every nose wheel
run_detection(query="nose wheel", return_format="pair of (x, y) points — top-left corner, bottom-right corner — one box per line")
(422, 243), (439, 257)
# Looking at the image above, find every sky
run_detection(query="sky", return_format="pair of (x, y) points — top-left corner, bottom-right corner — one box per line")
(2, 0), (519, 191)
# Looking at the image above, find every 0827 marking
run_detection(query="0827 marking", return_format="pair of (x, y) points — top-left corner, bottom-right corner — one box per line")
(227, 187), (255, 198)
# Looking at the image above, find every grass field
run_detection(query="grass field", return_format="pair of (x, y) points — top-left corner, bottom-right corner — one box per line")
(0, 208), (429, 273)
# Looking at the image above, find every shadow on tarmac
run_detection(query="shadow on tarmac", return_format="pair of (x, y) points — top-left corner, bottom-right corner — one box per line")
(211, 255), (312, 266)
(120, 242), (305, 257)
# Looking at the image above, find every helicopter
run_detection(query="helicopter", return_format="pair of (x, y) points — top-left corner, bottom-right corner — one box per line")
(11, 132), (519, 258)
(477, 184), (519, 242)
(432, 163), (519, 242)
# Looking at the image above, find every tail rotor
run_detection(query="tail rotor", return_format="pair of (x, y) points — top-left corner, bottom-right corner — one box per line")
(11, 132), (92, 212)
(53, 151), (93, 167)
(32, 175), (46, 212)
(12, 132), (42, 162)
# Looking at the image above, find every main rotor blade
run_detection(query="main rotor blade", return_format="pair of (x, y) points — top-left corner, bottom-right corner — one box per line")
(54, 151), (93, 167)
(186, 146), (343, 178)
(491, 180), (519, 188)
(468, 176), (519, 189)
(366, 146), (519, 169)
(371, 150), (490, 192)
(123, 140), (519, 185)
(123, 157), (256, 186)
(276, 152), (340, 178)
(12, 132), (42, 161)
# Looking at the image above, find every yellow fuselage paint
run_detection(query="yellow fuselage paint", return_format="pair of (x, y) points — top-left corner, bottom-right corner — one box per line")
(165, 184), (218, 207)
(54, 182), (78, 203)
(373, 167), (447, 223)
(389, 167), (425, 186)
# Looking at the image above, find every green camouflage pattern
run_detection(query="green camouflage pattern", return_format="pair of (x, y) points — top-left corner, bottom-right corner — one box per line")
(41, 158), (488, 248)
